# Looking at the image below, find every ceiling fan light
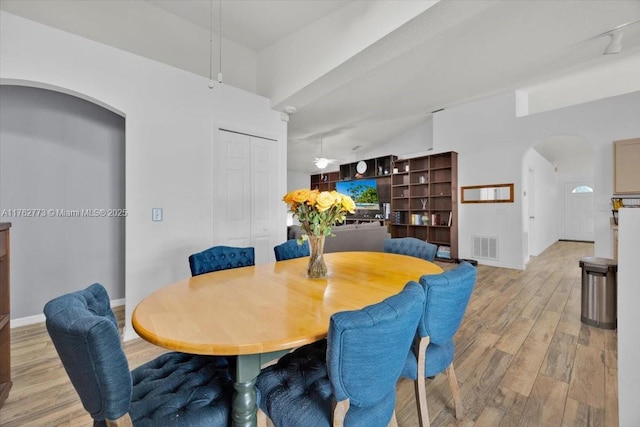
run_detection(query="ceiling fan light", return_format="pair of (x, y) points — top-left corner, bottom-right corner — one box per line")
(315, 158), (329, 169)
(603, 31), (623, 55)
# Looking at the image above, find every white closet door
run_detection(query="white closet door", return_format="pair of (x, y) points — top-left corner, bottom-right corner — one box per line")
(216, 129), (279, 264)
(251, 135), (277, 264)
(217, 130), (252, 247)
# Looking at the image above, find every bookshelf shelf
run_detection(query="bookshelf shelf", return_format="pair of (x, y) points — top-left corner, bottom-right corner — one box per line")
(390, 152), (458, 261)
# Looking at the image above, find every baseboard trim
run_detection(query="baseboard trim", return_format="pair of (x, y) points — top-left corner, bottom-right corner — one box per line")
(122, 325), (140, 342)
(11, 298), (125, 328)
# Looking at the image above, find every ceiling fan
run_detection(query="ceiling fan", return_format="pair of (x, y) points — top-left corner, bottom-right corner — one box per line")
(314, 136), (337, 170)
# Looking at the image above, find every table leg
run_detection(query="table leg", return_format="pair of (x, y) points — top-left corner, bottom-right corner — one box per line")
(232, 354), (260, 427)
(232, 351), (290, 427)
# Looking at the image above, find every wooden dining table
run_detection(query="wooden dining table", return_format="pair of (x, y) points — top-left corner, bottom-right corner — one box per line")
(132, 251), (443, 427)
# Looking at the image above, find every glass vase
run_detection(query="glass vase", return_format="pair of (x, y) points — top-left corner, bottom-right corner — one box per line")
(307, 234), (327, 279)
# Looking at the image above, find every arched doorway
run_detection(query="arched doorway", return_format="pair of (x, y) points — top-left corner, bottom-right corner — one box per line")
(523, 135), (594, 260)
(0, 85), (125, 321)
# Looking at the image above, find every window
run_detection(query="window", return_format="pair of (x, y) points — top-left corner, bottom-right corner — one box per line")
(571, 185), (593, 193)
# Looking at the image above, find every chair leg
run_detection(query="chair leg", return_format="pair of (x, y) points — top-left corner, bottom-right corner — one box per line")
(257, 408), (268, 427)
(414, 337), (431, 427)
(332, 399), (350, 427)
(445, 363), (463, 420)
(387, 409), (399, 427)
(105, 413), (133, 427)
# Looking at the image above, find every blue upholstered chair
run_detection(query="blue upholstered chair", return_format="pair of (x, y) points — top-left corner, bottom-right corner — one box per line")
(383, 237), (438, 261)
(43, 283), (234, 427)
(256, 281), (425, 427)
(400, 261), (477, 427)
(274, 239), (310, 261)
(189, 245), (255, 276)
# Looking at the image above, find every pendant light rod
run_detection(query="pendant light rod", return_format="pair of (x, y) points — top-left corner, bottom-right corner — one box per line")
(218, 0), (223, 83)
(208, 0), (214, 88)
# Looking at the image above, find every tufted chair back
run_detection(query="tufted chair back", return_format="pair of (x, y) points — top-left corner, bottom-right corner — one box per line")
(274, 239), (310, 261)
(256, 281), (425, 427)
(400, 261), (477, 427)
(44, 283), (131, 422)
(44, 283), (234, 426)
(327, 281), (425, 424)
(189, 245), (255, 276)
(383, 237), (438, 261)
(417, 261), (476, 345)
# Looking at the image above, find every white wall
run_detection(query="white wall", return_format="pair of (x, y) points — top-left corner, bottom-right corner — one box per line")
(356, 118), (435, 163)
(523, 55), (640, 116)
(523, 148), (559, 257)
(618, 207), (640, 426)
(0, 0), (259, 93)
(0, 11), (287, 338)
(0, 86), (125, 319)
(431, 90), (640, 269)
(287, 170), (309, 192)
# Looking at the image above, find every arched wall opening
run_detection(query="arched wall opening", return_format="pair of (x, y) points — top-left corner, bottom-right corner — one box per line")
(0, 83), (126, 321)
(522, 134), (594, 263)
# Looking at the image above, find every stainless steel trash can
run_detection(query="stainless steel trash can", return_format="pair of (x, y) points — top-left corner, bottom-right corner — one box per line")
(579, 257), (617, 329)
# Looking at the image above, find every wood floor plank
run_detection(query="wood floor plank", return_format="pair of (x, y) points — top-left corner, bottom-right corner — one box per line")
(604, 350), (619, 427)
(556, 292), (583, 338)
(474, 386), (528, 427)
(494, 317), (535, 355)
(500, 336), (550, 397)
(562, 397), (605, 427)
(527, 309), (561, 345)
(517, 374), (569, 427)
(0, 241), (617, 427)
(431, 349), (513, 426)
(567, 344), (605, 409)
(540, 331), (578, 383)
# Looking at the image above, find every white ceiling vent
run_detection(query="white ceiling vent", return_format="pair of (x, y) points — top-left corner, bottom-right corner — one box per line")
(472, 236), (498, 260)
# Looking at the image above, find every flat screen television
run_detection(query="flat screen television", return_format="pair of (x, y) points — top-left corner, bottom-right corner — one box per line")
(335, 179), (380, 210)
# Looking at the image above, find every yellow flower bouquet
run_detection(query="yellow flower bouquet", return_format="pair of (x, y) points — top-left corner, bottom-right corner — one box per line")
(283, 188), (355, 277)
(283, 189), (356, 237)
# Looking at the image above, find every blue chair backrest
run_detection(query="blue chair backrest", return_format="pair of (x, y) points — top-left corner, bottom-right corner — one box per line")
(383, 237), (437, 261)
(189, 245), (255, 276)
(43, 283), (132, 422)
(327, 281), (425, 412)
(274, 239), (310, 261)
(417, 261), (477, 345)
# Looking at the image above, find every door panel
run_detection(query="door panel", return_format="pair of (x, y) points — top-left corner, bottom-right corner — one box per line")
(218, 131), (251, 246)
(251, 136), (277, 264)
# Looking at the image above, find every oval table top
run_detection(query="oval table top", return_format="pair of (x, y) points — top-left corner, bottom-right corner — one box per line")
(132, 251), (443, 356)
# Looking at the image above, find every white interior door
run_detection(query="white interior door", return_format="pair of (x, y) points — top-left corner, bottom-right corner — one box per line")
(563, 182), (594, 241)
(217, 130), (252, 246)
(216, 129), (279, 264)
(250, 135), (277, 264)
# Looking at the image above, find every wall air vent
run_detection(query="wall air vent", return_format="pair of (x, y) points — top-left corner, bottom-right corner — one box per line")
(472, 236), (498, 260)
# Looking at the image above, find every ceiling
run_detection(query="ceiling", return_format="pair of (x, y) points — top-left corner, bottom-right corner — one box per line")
(1, 0), (639, 174)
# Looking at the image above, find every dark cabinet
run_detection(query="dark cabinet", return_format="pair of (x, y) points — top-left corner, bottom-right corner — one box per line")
(0, 223), (11, 407)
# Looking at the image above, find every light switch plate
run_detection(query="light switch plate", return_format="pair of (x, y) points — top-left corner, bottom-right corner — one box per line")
(152, 208), (163, 222)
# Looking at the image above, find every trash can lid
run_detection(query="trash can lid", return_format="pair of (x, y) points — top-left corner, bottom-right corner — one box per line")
(579, 257), (617, 271)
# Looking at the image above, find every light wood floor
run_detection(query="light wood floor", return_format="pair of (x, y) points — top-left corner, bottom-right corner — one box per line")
(0, 241), (617, 426)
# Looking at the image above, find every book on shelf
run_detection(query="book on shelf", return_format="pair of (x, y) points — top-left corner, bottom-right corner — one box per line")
(436, 245), (451, 259)
(447, 211), (452, 227)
